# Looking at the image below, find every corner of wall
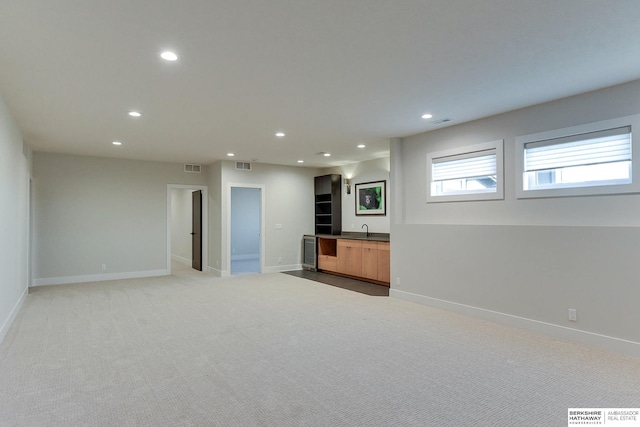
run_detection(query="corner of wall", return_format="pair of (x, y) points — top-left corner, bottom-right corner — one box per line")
(0, 287), (28, 345)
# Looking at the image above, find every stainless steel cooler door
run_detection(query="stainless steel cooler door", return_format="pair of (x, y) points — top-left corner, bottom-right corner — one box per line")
(302, 235), (316, 270)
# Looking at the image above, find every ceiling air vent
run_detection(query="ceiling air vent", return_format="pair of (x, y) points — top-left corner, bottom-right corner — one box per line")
(235, 161), (252, 171)
(430, 118), (452, 125)
(184, 164), (202, 173)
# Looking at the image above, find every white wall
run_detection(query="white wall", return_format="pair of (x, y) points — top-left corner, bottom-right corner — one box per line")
(391, 79), (640, 356)
(325, 157), (391, 234)
(0, 94), (30, 343)
(33, 153), (208, 285)
(170, 188), (192, 264)
(207, 162), (223, 273)
(211, 161), (320, 275)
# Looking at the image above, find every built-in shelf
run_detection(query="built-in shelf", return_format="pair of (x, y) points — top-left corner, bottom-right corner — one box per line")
(314, 174), (341, 235)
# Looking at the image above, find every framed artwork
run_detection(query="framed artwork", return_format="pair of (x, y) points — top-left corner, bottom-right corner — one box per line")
(355, 180), (386, 216)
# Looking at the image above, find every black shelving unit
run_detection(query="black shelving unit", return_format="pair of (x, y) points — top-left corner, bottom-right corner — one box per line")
(314, 174), (341, 235)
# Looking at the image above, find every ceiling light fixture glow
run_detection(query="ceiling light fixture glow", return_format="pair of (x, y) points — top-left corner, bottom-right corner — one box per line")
(357, 144), (366, 148)
(297, 160), (304, 163)
(227, 153), (235, 157)
(128, 111), (141, 117)
(323, 153), (331, 157)
(112, 141), (122, 146)
(421, 113), (433, 119)
(275, 132), (285, 137)
(160, 51), (178, 61)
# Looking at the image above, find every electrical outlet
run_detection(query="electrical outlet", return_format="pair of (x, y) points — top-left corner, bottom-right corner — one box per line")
(568, 308), (577, 322)
(396, 277), (401, 285)
(101, 264), (106, 271)
(278, 257), (282, 264)
(275, 224), (282, 230)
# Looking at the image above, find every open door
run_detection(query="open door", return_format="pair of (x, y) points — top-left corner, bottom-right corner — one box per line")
(191, 190), (202, 271)
(230, 186), (261, 275)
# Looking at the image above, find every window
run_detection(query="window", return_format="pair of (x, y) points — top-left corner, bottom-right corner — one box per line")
(516, 115), (640, 199)
(427, 140), (504, 203)
(524, 126), (631, 190)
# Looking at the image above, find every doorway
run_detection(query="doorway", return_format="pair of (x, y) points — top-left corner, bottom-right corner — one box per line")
(167, 184), (208, 273)
(191, 190), (202, 271)
(230, 186), (262, 276)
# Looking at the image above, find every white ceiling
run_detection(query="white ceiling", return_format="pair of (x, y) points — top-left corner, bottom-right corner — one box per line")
(1, 1), (640, 167)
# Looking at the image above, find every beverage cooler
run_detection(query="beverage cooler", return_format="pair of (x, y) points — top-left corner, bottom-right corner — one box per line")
(302, 235), (317, 271)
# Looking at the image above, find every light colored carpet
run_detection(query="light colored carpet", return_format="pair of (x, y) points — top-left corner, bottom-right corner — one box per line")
(231, 257), (260, 276)
(1, 264), (639, 426)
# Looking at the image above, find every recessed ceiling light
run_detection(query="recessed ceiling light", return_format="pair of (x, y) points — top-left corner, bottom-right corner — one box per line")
(128, 111), (141, 117)
(297, 160), (304, 163)
(112, 141), (122, 146)
(421, 113), (433, 119)
(227, 153), (235, 157)
(357, 144), (366, 148)
(323, 153), (331, 157)
(160, 51), (178, 61)
(275, 132), (285, 137)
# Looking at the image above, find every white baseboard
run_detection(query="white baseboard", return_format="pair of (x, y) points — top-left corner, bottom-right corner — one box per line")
(264, 263), (302, 274)
(33, 269), (170, 287)
(0, 285), (28, 345)
(207, 266), (224, 277)
(390, 288), (640, 358)
(171, 254), (191, 266)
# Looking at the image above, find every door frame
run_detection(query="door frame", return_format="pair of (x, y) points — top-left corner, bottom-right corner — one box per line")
(167, 184), (209, 273)
(226, 183), (265, 276)
(28, 174), (33, 288)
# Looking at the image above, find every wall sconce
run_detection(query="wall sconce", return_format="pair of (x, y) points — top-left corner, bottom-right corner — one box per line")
(344, 178), (351, 195)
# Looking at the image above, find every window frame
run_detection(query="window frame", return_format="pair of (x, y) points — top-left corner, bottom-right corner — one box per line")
(515, 114), (640, 199)
(426, 139), (504, 203)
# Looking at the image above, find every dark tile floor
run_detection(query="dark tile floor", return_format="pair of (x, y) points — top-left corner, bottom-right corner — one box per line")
(282, 269), (389, 297)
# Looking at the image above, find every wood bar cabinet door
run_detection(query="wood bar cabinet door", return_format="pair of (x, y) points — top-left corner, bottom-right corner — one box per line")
(337, 239), (363, 277)
(361, 242), (378, 281)
(348, 241), (363, 277)
(377, 242), (390, 283)
(336, 239), (349, 274)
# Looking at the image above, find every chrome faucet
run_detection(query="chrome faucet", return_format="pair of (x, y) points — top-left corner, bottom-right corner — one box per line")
(362, 223), (370, 238)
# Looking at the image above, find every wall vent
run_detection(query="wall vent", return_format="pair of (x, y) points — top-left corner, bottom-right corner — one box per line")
(184, 164), (202, 173)
(235, 161), (252, 171)
(430, 118), (452, 125)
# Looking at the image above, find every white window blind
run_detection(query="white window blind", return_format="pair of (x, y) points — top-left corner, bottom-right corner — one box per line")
(524, 127), (631, 173)
(516, 116), (640, 199)
(432, 150), (497, 182)
(427, 139), (503, 203)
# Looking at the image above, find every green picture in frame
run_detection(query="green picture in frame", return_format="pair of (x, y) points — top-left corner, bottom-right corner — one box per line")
(355, 180), (386, 216)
